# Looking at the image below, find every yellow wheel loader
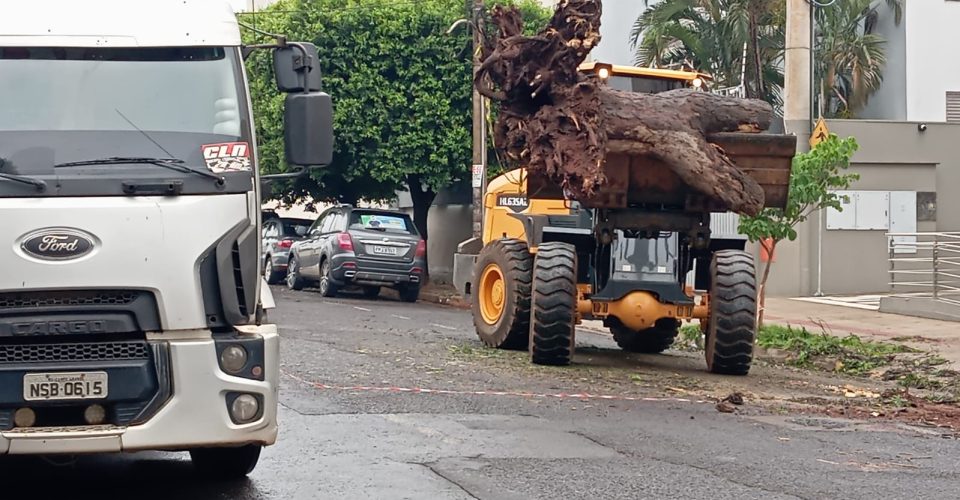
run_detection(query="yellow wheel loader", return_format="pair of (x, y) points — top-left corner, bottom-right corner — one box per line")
(453, 62), (796, 375)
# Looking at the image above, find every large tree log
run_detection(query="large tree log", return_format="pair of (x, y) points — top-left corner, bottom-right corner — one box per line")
(475, 0), (774, 216)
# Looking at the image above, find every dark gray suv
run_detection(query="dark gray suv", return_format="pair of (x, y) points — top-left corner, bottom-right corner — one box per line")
(285, 206), (426, 302)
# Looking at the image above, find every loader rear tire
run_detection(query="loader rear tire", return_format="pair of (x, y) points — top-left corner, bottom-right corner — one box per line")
(472, 239), (533, 350)
(705, 250), (757, 375)
(529, 242), (577, 366)
(610, 318), (680, 354)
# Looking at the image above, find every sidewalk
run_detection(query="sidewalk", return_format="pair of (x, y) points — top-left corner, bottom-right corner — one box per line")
(765, 297), (960, 367)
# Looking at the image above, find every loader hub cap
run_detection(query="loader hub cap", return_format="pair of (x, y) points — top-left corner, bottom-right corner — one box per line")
(479, 264), (506, 325)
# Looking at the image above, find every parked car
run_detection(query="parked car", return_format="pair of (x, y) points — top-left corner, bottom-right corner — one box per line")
(262, 216), (315, 284)
(262, 209), (281, 222)
(285, 205), (426, 302)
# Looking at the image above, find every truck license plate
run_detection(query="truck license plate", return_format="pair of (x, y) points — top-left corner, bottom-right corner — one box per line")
(371, 245), (399, 256)
(23, 372), (108, 401)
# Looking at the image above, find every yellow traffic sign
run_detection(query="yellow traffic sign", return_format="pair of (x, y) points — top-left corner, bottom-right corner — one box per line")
(809, 117), (829, 147)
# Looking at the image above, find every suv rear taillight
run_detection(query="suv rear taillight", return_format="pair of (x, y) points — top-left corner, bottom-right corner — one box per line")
(278, 239), (294, 249)
(415, 239), (426, 258)
(338, 232), (354, 251)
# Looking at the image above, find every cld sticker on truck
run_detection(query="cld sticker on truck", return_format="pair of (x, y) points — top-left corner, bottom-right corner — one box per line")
(201, 142), (252, 173)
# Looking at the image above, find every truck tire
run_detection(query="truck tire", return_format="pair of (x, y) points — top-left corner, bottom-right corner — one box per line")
(610, 318), (680, 354)
(472, 239), (532, 350)
(190, 444), (261, 479)
(704, 250), (757, 375)
(529, 242), (577, 366)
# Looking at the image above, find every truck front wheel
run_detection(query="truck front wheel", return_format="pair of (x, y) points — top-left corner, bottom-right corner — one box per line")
(704, 250), (758, 375)
(471, 239), (533, 350)
(190, 444), (262, 479)
(529, 242), (578, 366)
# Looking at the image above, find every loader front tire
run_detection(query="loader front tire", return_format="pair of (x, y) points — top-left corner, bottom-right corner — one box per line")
(610, 318), (680, 354)
(705, 250), (758, 375)
(529, 242), (578, 366)
(472, 239), (533, 350)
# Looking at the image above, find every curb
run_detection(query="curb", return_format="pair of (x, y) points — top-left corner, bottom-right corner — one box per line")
(418, 289), (470, 309)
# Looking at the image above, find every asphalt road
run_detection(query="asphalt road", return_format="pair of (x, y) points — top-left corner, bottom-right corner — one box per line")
(8, 287), (959, 499)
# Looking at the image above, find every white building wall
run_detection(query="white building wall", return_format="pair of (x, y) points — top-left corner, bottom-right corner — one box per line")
(860, 3), (907, 120)
(905, 2), (960, 122)
(537, 0), (649, 66)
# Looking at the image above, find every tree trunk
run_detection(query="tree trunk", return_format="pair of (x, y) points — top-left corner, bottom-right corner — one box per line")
(406, 174), (436, 280)
(475, 0), (775, 216)
(757, 238), (777, 327)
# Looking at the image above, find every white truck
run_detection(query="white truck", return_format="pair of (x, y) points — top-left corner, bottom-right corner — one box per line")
(0, 0), (333, 477)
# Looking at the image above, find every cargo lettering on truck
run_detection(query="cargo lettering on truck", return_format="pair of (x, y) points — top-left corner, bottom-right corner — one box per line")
(496, 195), (529, 213)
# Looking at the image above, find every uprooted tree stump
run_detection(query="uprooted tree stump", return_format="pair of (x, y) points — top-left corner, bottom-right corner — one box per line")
(474, 0), (774, 216)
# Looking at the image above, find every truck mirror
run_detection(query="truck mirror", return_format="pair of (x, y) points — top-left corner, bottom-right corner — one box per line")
(283, 91), (334, 167)
(273, 43), (323, 93)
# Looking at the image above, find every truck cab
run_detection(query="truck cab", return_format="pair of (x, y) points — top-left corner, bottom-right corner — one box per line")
(0, 0), (332, 477)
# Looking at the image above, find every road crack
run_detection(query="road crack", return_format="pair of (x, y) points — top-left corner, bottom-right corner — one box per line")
(569, 431), (808, 500)
(418, 462), (480, 500)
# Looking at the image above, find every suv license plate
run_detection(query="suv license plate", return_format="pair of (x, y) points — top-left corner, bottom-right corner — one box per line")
(23, 372), (108, 401)
(371, 245), (399, 256)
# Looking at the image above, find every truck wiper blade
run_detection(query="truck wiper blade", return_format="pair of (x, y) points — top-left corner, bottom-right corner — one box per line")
(0, 172), (47, 191)
(54, 157), (225, 183)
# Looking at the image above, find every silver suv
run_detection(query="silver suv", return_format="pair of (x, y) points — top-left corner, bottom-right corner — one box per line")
(262, 217), (315, 284)
(285, 206), (426, 301)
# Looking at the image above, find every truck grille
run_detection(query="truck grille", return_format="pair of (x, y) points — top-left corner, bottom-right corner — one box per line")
(0, 341), (150, 364)
(0, 290), (140, 310)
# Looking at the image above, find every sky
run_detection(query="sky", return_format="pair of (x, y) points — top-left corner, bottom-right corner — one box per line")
(224, 0), (650, 65)
(227, 0), (276, 12)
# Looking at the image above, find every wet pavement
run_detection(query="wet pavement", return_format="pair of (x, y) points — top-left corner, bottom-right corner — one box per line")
(9, 286), (960, 499)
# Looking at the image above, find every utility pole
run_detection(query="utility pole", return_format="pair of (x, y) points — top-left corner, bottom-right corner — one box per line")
(470, 0), (486, 238)
(785, 0), (819, 297)
(784, 0), (812, 149)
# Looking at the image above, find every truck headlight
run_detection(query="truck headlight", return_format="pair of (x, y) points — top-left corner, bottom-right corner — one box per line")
(220, 345), (248, 374)
(230, 394), (261, 423)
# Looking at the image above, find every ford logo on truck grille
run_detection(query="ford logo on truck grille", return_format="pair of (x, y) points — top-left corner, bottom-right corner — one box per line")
(19, 228), (97, 261)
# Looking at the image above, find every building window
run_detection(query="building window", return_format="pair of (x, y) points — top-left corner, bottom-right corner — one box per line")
(917, 192), (937, 222)
(947, 92), (960, 123)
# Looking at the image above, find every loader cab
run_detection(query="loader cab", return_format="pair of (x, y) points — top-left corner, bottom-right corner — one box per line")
(578, 61), (712, 93)
(575, 62), (718, 300)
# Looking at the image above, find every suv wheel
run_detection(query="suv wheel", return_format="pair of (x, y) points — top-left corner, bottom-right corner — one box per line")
(318, 259), (339, 298)
(286, 256), (305, 291)
(263, 256), (284, 285)
(398, 284), (420, 303)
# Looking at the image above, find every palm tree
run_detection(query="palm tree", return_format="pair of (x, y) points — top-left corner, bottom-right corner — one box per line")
(630, 0), (784, 107)
(632, 0), (903, 116)
(814, 0), (903, 118)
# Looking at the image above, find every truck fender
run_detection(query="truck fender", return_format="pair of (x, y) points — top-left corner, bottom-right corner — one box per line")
(260, 278), (277, 310)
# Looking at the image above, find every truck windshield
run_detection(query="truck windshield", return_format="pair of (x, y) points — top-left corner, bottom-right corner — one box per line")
(0, 47), (242, 135)
(612, 232), (678, 283)
(607, 76), (686, 94)
(0, 46), (253, 197)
